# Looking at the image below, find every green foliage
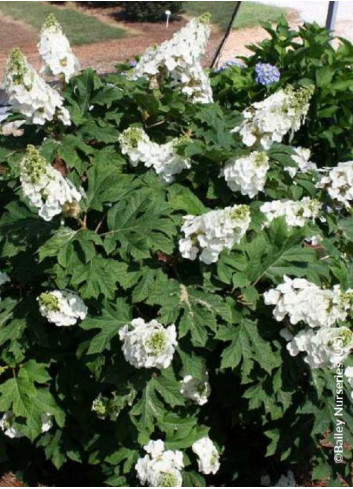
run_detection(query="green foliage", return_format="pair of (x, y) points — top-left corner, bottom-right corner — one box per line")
(211, 18), (353, 167)
(1, 21), (353, 488)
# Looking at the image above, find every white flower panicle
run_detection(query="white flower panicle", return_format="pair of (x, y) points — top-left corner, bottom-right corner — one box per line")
(264, 276), (353, 329)
(221, 151), (270, 198)
(38, 14), (80, 82)
(135, 439), (184, 487)
(179, 204), (251, 264)
(3, 48), (71, 126)
(130, 15), (213, 104)
(0, 411), (52, 438)
(192, 436), (220, 475)
(317, 161), (353, 209)
(119, 127), (191, 183)
(119, 318), (177, 369)
(180, 372), (211, 406)
(285, 326), (353, 369)
(232, 85), (314, 149)
(285, 147), (317, 178)
(38, 290), (87, 327)
(20, 145), (82, 221)
(345, 367), (353, 400)
(260, 197), (321, 229)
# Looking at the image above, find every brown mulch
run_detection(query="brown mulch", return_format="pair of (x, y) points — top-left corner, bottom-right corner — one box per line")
(0, 473), (24, 487)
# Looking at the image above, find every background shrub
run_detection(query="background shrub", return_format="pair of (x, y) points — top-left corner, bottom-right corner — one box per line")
(211, 18), (353, 167)
(120, 1), (183, 22)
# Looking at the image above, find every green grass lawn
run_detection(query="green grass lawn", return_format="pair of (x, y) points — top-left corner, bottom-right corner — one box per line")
(185, 1), (288, 30)
(0, 1), (126, 45)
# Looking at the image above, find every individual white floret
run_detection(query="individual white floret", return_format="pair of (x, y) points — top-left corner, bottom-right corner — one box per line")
(0, 411), (53, 438)
(232, 85), (314, 149)
(119, 318), (177, 369)
(179, 205), (251, 264)
(286, 326), (353, 369)
(264, 276), (353, 329)
(40, 412), (53, 433)
(192, 436), (220, 475)
(3, 48), (71, 126)
(260, 197), (321, 229)
(119, 127), (191, 183)
(274, 470), (297, 487)
(38, 14), (80, 82)
(0, 412), (23, 439)
(317, 161), (353, 209)
(130, 16), (213, 104)
(221, 151), (269, 198)
(0, 272), (10, 287)
(180, 373), (211, 405)
(285, 147), (317, 178)
(38, 290), (87, 327)
(20, 145), (82, 221)
(135, 439), (184, 487)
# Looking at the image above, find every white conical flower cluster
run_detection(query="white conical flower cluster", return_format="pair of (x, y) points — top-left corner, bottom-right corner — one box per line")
(265, 277), (353, 368)
(119, 127), (191, 183)
(119, 318), (177, 369)
(317, 161), (353, 209)
(264, 276), (353, 329)
(284, 326), (353, 369)
(180, 372), (211, 406)
(20, 145), (82, 221)
(135, 439), (184, 487)
(0, 411), (53, 438)
(179, 205), (251, 264)
(38, 14), (80, 82)
(38, 290), (87, 327)
(130, 16), (213, 104)
(285, 147), (317, 178)
(192, 436), (220, 475)
(260, 197), (321, 229)
(3, 48), (71, 126)
(232, 85), (313, 149)
(221, 151), (270, 198)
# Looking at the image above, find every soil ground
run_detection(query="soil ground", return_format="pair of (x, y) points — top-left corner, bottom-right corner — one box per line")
(0, 4), (292, 74)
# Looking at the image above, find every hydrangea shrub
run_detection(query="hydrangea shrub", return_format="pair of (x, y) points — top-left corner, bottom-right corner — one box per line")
(0, 13), (353, 487)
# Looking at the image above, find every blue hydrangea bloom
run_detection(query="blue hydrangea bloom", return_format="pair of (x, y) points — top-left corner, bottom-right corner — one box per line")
(255, 62), (280, 86)
(129, 60), (137, 68)
(214, 59), (244, 74)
